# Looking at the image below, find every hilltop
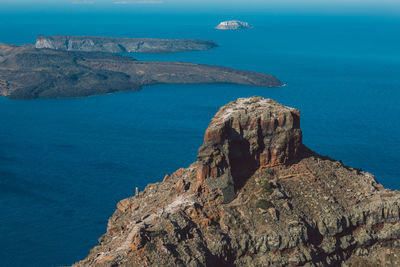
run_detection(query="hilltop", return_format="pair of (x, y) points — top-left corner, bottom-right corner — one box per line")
(73, 97), (400, 267)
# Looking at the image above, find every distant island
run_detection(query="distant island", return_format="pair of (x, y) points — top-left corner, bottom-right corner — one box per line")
(215, 20), (252, 30)
(35, 35), (218, 54)
(73, 97), (400, 266)
(0, 43), (282, 99)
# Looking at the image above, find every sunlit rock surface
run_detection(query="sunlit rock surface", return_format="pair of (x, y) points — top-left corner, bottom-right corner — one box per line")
(73, 97), (400, 267)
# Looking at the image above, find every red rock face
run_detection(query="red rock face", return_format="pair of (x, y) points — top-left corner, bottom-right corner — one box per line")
(73, 96), (400, 267)
(197, 97), (302, 201)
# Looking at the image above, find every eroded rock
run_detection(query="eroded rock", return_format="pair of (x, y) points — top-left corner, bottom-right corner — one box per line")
(197, 97), (301, 202)
(73, 97), (400, 267)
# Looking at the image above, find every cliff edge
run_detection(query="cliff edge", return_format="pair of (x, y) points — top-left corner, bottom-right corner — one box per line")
(35, 35), (218, 54)
(73, 97), (400, 267)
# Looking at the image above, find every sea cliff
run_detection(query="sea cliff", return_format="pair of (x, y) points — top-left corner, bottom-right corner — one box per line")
(73, 97), (400, 266)
(35, 35), (218, 54)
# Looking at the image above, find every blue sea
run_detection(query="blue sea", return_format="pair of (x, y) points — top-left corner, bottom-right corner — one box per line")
(0, 7), (400, 267)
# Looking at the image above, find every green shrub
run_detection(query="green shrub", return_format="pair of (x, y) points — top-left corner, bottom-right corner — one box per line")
(262, 180), (273, 195)
(264, 167), (274, 177)
(150, 229), (166, 238)
(256, 199), (274, 210)
(144, 242), (156, 252)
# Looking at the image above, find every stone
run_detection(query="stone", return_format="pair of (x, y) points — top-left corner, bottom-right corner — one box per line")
(116, 198), (130, 213)
(269, 207), (279, 220)
(272, 188), (286, 199)
(283, 202), (292, 211)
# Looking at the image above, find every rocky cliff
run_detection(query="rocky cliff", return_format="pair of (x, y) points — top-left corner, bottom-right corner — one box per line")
(35, 35), (217, 53)
(0, 44), (281, 99)
(73, 96), (400, 267)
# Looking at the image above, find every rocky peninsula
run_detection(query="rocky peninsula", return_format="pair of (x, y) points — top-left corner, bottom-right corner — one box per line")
(73, 97), (400, 266)
(0, 44), (281, 99)
(215, 20), (252, 30)
(35, 35), (218, 53)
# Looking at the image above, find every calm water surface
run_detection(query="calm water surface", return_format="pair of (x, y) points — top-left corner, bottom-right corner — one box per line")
(0, 11), (399, 266)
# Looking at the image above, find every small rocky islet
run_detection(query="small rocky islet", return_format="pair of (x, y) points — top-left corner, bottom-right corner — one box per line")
(73, 97), (400, 267)
(215, 20), (252, 30)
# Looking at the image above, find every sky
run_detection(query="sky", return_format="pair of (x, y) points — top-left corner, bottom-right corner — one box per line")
(1, 0), (399, 5)
(0, 0), (399, 15)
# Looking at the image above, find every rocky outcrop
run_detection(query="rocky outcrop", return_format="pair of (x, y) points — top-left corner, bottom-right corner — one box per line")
(73, 97), (400, 267)
(197, 97), (302, 202)
(0, 44), (281, 99)
(35, 35), (218, 53)
(215, 20), (252, 30)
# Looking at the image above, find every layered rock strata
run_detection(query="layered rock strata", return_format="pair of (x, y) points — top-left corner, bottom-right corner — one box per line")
(197, 98), (302, 202)
(73, 97), (400, 267)
(35, 35), (218, 54)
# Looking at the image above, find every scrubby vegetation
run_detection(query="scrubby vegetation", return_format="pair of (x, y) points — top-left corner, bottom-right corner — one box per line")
(144, 242), (156, 252)
(264, 167), (274, 177)
(256, 199), (274, 210)
(262, 179), (273, 195)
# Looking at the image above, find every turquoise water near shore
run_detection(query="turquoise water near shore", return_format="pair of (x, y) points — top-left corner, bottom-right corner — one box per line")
(1, 10), (400, 266)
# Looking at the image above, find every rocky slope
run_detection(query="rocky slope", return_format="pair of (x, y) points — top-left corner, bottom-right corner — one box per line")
(0, 44), (281, 99)
(215, 20), (252, 30)
(35, 35), (218, 53)
(73, 97), (400, 267)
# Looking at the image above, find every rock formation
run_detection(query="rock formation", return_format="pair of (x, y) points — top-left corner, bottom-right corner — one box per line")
(35, 35), (218, 53)
(215, 20), (252, 30)
(0, 44), (281, 99)
(73, 97), (400, 267)
(197, 98), (302, 203)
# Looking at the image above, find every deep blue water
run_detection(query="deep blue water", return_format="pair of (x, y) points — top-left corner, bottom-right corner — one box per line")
(1, 10), (400, 267)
